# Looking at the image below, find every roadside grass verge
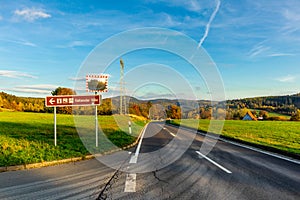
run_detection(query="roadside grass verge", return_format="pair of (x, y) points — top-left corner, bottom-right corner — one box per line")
(0, 112), (147, 167)
(169, 119), (300, 157)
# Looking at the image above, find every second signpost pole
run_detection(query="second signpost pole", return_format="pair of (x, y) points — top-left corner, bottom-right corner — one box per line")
(54, 106), (57, 146)
(95, 92), (98, 147)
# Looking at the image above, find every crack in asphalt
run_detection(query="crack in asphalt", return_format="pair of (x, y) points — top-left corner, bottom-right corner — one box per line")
(152, 170), (168, 184)
(95, 154), (131, 200)
(96, 169), (121, 200)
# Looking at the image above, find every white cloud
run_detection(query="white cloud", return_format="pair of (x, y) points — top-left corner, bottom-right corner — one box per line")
(0, 15), (3, 21)
(17, 84), (58, 90)
(0, 38), (36, 47)
(276, 75), (296, 83)
(57, 40), (92, 48)
(147, 0), (213, 12)
(6, 88), (51, 94)
(161, 13), (182, 27)
(248, 42), (295, 58)
(0, 70), (37, 79)
(4, 84), (59, 95)
(14, 8), (51, 22)
(248, 42), (270, 58)
(267, 53), (294, 57)
(69, 77), (85, 81)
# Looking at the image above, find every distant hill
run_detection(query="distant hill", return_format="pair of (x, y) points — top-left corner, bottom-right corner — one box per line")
(1, 91), (299, 118)
(226, 93), (300, 115)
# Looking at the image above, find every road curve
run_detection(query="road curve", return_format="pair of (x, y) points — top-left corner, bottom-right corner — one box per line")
(0, 121), (299, 199)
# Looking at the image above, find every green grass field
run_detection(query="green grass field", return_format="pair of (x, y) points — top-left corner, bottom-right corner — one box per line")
(250, 109), (291, 120)
(170, 119), (300, 156)
(0, 112), (147, 167)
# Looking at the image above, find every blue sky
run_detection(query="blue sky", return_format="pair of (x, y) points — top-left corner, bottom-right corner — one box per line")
(0, 0), (300, 100)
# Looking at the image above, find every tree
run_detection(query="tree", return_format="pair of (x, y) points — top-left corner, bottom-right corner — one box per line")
(17, 102), (24, 111)
(51, 87), (76, 96)
(149, 104), (166, 120)
(290, 109), (300, 121)
(251, 110), (257, 117)
(259, 110), (269, 119)
(200, 107), (212, 119)
(98, 98), (112, 115)
(11, 101), (18, 110)
(239, 108), (249, 118)
(51, 87), (76, 114)
(0, 96), (3, 108)
(166, 105), (181, 119)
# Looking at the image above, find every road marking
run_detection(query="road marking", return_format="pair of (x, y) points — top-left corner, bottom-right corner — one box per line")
(219, 138), (300, 165)
(196, 151), (232, 174)
(129, 123), (148, 164)
(159, 124), (177, 138)
(124, 173), (136, 192)
(125, 124), (149, 193)
(168, 131), (176, 137)
(201, 133), (300, 165)
(129, 155), (138, 163)
(167, 123), (300, 165)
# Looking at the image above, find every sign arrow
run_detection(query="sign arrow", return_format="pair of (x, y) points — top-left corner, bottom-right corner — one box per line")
(49, 98), (55, 105)
(45, 95), (101, 107)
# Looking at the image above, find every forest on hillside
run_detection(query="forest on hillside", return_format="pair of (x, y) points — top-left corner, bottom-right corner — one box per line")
(226, 94), (300, 115)
(1, 90), (300, 121)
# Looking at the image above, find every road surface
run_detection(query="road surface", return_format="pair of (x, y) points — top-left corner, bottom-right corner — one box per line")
(0, 121), (299, 199)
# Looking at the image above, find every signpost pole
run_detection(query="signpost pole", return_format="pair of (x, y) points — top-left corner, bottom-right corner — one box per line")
(95, 104), (98, 147)
(45, 94), (102, 147)
(54, 106), (57, 146)
(95, 92), (98, 147)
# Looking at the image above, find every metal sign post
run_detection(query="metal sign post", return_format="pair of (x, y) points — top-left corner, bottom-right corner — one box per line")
(45, 94), (101, 147)
(86, 74), (109, 147)
(95, 103), (98, 147)
(54, 106), (57, 146)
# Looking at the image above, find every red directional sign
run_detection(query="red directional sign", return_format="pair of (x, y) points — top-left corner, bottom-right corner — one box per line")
(45, 95), (101, 107)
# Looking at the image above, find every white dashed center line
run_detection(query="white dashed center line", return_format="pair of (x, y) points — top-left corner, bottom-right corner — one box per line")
(125, 124), (148, 192)
(124, 173), (136, 192)
(196, 151), (232, 174)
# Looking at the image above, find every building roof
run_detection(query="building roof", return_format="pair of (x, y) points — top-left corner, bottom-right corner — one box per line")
(243, 111), (258, 121)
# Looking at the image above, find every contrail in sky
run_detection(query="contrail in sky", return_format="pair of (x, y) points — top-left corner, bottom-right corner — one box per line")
(198, 0), (221, 48)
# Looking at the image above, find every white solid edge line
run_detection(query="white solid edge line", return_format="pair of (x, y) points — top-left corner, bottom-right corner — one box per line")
(124, 173), (136, 192)
(219, 137), (300, 165)
(196, 151), (232, 174)
(129, 123), (148, 164)
(202, 132), (300, 165)
(167, 123), (300, 165)
(126, 124), (149, 193)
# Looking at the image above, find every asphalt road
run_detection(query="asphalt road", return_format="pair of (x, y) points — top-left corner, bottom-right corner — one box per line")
(0, 121), (299, 199)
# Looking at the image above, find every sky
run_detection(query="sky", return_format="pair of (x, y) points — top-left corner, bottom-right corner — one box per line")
(0, 0), (300, 100)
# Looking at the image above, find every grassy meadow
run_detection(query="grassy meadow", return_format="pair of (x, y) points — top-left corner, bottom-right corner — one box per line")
(170, 119), (300, 156)
(0, 112), (146, 167)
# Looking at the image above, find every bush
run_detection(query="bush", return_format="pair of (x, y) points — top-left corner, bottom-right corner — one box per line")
(290, 109), (300, 121)
(268, 116), (287, 121)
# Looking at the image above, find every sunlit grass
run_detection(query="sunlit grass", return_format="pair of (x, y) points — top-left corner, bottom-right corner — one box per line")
(171, 119), (300, 155)
(0, 112), (147, 167)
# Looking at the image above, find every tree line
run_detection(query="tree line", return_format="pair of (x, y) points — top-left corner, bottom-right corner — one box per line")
(0, 92), (49, 113)
(1, 89), (300, 121)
